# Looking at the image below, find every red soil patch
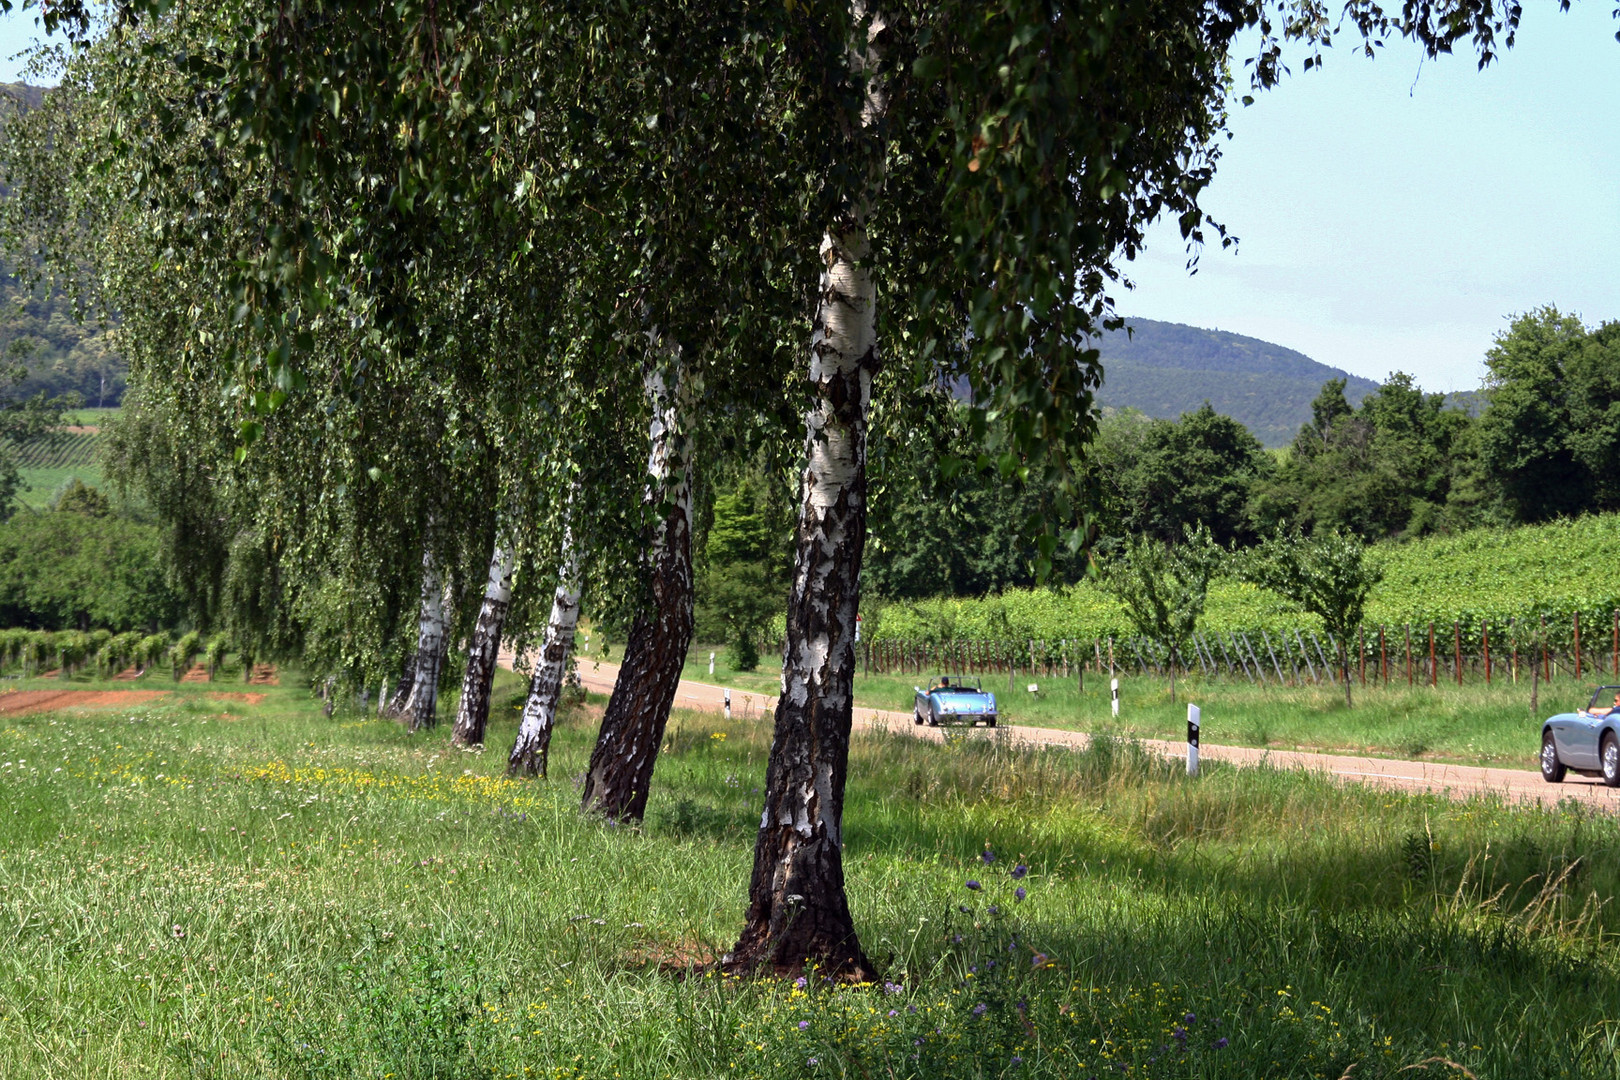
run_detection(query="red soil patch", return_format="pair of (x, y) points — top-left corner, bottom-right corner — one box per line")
(209, 692), (266, 705)
(181, 663), (211, 683)
(113, 665), (147, 681)
(0, 689), (168, 716)
(247, 664), (279, 686)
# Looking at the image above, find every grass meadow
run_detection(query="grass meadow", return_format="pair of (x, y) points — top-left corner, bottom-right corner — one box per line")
(674, 644), (1589, 769)
(4, 667), (1620, 1078)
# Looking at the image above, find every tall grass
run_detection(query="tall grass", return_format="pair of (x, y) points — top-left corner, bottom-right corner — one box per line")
(1, 668), (1618, 1078)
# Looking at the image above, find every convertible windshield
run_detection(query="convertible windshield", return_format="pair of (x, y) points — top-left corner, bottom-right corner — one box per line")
(1586, 686), (1620, 712)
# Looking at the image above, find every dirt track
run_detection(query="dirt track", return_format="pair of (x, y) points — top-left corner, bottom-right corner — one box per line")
(570, 658), (1620, 812)
(0, 689), (169, 716)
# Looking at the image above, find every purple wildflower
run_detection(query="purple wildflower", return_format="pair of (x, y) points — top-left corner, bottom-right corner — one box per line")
(883, 981), (903, 995)
(988, 905), (1000, 916)
(808, 1057), (818, 1066)
(1030, 952), (1049, 968)
(1212, 1037), (1229, 1050)
(888, 1009), (898, 1017)
(1011, 864), (1028, 880)
(907, 1005), (918, 1014)
(1015, 886), (1027, 902)
(794, 977), (807, 989)
(972, 1003), (988, 1017)
(1011, 1055), (1024, 1066)
(798, 1020), (810, 1031)
(1184, 1013), (1196, 1025)
(981, 849), (996, 864)
(965, 879), (982, 891)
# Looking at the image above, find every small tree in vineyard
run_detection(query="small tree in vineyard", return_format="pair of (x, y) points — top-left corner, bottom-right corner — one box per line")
(1242, 529), (1383, 708)
(1101, 523), (1220, 704)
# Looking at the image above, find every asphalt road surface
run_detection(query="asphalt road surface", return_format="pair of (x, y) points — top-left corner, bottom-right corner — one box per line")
(567, 657), (1620, 812)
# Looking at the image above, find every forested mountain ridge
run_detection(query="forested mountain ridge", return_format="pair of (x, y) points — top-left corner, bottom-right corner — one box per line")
(1096, 317), (1380, 446)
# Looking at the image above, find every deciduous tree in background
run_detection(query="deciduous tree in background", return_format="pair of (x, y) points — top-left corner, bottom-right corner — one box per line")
(1101, 524), (1220, 704)
(1241, 528), (1383, 707)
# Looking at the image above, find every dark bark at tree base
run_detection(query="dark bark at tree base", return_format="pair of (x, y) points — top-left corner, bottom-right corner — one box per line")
(581, 360), (694, 820)
(579, 516), (693, 819)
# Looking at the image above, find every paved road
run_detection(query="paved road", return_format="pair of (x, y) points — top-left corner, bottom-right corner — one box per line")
(570, 657), (1620, 812)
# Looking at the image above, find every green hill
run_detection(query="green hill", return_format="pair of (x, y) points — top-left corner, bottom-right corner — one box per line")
(870, 512), (1620, 651)
(1096, 318), (1381, 447)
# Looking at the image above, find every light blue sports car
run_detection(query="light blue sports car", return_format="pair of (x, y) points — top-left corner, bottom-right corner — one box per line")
(913, 675), (998, 728)
(1541, 685), (1620, 785)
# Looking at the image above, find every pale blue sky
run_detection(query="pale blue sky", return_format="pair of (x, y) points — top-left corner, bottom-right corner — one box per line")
(1, 6), (1614, 394)
(1127, 2), (1620, 393)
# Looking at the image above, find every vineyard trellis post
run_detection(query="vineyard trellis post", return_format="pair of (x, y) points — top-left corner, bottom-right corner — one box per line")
(1428, 623), (1437, 689)
(1574, 611), (1582, 681)
(1260, 630), (1285, 684)
(1379, 625), (1388, 686)
(1242, 632), (1267, 685)
(1453, 621), (1462, 687)
(1483, 621), (1491, 685)
(1510, 617), (1518, 683)
(1310, 632), (1334, 683)
(1294, 629), (1317, 684)
(1613, 609), (1618, 676)
(1405, 623), (1413, 687)
(1541, 615), (1549, 683)
(1358, 626), (1366, 686)
(1280, 630), (1301, 683)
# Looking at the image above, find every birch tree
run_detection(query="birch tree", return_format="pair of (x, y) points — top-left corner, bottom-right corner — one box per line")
(508, 540), (582, 777)
(580, 353), (698, 820)
(452, 541), (515, 746)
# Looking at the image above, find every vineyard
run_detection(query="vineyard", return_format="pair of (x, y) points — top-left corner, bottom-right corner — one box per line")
(6, 428), (101, 469)
(862, 513), (1620, 685)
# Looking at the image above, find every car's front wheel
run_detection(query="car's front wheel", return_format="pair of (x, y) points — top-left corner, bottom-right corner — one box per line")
(913, 706), (925, 726)
(1541, 731), (1566, 783)
(1602, 733), (1620, 788)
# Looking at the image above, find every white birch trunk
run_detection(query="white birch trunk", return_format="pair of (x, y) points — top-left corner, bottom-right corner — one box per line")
(730, 2), (886, 979)
(507, 537), (582, 777)
(451, 541), (516, 747)
(402, 547), (448, 731)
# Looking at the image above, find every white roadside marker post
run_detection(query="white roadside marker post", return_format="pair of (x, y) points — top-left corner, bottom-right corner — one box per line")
(709, 652), (715, 676)
(1111, 678), (1120, 718)
(724, 689), (731, 721)
(1187, 703), (1201, 777)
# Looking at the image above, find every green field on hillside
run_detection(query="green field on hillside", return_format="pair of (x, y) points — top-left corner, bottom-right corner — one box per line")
(871, 513), (1620, 651)
(5, 410), (116, 507)
(4, 672), (1620, 1078)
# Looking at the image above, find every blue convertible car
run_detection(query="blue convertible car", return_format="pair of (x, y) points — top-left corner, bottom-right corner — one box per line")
(1542, 685), (1620, 785)
(913, 675), (998, 728)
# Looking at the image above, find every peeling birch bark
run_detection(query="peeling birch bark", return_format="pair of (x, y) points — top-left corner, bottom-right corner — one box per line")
(728, 5), (885, 981)
(452, 542), (516, 747)
(401, 547), (449, 731)
(580, 353), (696, 821)
(508, 539), (581, 777)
